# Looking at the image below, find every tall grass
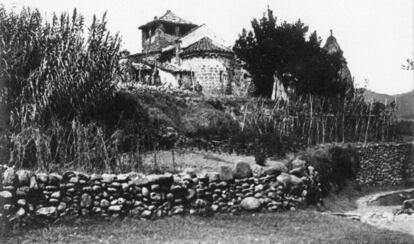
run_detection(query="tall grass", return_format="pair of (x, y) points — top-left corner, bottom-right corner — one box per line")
(0, 7), (148, 171)
(1, 7), (120, 129)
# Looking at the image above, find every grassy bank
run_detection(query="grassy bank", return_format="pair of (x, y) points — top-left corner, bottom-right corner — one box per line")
(3, 210), (414, 243)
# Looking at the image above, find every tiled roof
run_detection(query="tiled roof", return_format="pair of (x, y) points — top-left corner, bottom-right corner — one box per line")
(181, 37), (233, 56)
(139, 10), (197, 29)
(158, 10), (194, 25)
(135, 59), (191, 73)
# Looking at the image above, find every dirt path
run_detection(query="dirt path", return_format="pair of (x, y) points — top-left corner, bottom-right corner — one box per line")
(346, 188), (414, 236)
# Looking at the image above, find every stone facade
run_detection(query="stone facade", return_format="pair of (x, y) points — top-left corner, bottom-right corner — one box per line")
(181, 56), (233, 94)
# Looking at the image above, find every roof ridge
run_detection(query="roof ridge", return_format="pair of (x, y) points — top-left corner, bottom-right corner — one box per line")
(182, 36), (232, 56)
(139, 10), (197, 29)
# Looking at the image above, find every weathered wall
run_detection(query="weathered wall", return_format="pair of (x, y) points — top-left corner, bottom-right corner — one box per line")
(356, 142), (414, 186)
(0, 162), (318, 230)
(181, 56), (232, 94)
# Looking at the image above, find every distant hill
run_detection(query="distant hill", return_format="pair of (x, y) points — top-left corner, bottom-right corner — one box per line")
(364, 90), (414, 120)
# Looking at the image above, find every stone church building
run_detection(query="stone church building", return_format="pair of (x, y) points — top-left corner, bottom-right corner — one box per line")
(129, 10), (250, 95)
(129, 10), (352, 98)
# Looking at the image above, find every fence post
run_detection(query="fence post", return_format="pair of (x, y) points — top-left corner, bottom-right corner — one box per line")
(364, 100), (373, 146)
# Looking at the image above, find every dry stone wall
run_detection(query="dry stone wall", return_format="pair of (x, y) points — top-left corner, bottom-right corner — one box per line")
(0, 161), (319, 231)
(356, 142), (414, 186)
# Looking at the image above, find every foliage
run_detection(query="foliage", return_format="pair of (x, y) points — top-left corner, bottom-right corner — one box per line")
(297, 145), (360, 195)
(233, 8), (350, 98)
(0, 7), (121, 129)
(402, 59), (414, 70)
(0, 7), (159, 169)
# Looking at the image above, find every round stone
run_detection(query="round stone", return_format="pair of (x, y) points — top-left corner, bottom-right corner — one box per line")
(291, 158), (306, 169)
(166, 193), (174, 201)
(233, 161), (253, 179)
(36, 206), (57, 217)
(49, 173), (62, 183)
(240, 197), (261, 211)
(254, 184), (264, 192)
(17, 199), (26, 206)
(80, 193), (92, 208)
(100, 199), (110, 208)
(219, 166), (234, 181)
(0, 191), (13, 199)
(51, 191), (61, 199)
(117, 197), (126, 205)
(37, 173), (48, 183)
(3, 167), (16, 186)
(102, 174), (116, 183)
(57, 202), (67, 212)
(108, 205), (122, 212)
(16, 207), (26, 217)
(29, 175), (38, 190)
(16, 169), (31, 186)
(142, 187), (149, 197)
(141, 210), (152, 218)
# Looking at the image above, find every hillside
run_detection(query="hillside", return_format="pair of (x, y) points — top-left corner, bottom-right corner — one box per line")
(364, 90), (414, 120)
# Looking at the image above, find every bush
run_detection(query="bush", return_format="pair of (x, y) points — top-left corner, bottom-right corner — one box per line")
(297, 144), (360, 195)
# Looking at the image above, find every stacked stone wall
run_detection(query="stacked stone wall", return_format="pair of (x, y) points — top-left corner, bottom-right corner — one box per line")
(0, 162), (318, 231)
(356, 142), (414, 186)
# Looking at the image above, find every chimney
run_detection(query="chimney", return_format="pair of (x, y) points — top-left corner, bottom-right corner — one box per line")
(175, 40), (181, 65)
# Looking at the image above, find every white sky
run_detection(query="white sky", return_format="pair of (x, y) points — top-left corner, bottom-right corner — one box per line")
(3, 0), (414, 95)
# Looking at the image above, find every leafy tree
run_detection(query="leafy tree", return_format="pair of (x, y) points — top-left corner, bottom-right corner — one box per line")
(233, 8), (349, 98)
(402, 59), (414, 70)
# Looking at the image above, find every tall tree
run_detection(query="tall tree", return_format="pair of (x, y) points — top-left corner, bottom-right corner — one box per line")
(233, 8), (348, 98)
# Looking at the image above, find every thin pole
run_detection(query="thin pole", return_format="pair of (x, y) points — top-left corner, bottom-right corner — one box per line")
(364, 100), (373, 146)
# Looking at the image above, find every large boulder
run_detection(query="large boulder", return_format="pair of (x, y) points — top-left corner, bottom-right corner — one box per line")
(102, 173), (116, 183)
(265, 161), (288, 176)
(3, 167), (16, 186)
(219, 166), (233, 181)
(130, 173), (148, 186)
(276, 173), (304, 188)
(49, 173), (62, 184)
(206, 171), (220, 182)
(16, 169), (31, 186)
(146, 173), (173, 185)
(0, 191), (13, 200)
(289, 167), (306, 177)
(291, 158), (306, 169)
(36, 173), (48, 184)
(240, 197), (261, 211)
(36, 206), (57, 217)
(233, 161), (253, 179)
